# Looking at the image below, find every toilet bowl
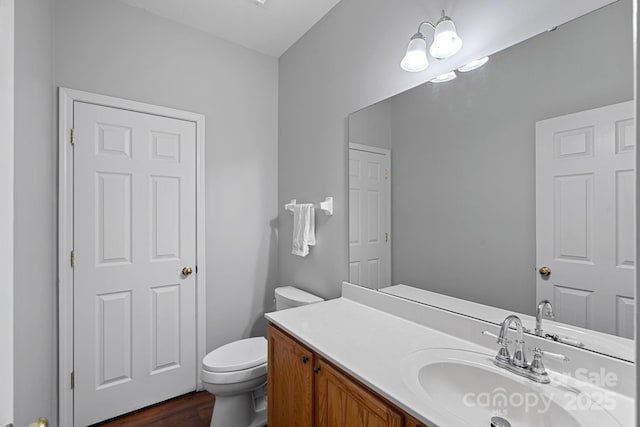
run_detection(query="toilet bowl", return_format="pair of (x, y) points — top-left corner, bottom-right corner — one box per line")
(202, 337), (268, 427)
(202, 286), (323, 427)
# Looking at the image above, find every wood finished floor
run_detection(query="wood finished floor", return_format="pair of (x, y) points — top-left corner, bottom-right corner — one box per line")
(92, 392), (215, 427)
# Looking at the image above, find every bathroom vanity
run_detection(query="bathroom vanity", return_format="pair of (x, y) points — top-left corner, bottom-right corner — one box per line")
(268, 325), (412, 426)
(265, 283), (634, 427)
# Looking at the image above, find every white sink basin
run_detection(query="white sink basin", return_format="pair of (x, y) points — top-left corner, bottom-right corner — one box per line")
(401, 349), (622, 427)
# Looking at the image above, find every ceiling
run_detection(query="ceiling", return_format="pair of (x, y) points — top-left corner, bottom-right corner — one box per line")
(118, 0), (343, 57)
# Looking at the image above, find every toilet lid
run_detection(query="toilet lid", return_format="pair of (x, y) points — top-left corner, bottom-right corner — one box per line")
(203, 337), (267, 373)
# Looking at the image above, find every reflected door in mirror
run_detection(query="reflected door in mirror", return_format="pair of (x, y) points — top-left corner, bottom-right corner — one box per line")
(535, 101), (635, 338)
(349, 144), (391, 289)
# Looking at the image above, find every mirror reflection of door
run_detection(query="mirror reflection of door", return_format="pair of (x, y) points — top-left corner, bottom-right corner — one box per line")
(349, 144), (391, 289)
(535, 101), (635, 338)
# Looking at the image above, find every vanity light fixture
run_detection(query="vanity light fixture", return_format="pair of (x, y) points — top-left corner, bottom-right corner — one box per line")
(400, 10), (463, 72)
(429, 12), (463, 59)
(457, 56), (490, 72)
(400, 35), (429, 72)
(430, 71), (457, 83)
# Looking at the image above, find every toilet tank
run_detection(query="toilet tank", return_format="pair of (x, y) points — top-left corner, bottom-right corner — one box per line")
(275, 286), (324, 311)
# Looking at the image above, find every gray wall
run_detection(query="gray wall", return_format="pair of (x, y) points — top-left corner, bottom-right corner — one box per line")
(278, 0), (619, 301)
(385, 0), (633, 314)
(14, 0), (56, 425)
(14, 0), (278, 425)
(0, 0), (13, 424)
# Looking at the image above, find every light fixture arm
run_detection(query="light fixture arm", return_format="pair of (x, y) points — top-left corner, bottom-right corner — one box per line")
(415, 10), (449, 34)
(415, 21), (436, 35)
(436, 9), (450, 24)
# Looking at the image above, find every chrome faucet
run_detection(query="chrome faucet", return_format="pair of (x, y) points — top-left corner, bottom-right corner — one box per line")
(530, 300), (585, 347)
(535, 299), (555, 336)
(497, 315), (527, 368)
(483, 314), (569, 384)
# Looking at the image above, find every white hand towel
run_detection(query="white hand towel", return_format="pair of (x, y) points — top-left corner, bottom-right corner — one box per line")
(292, 204), (316, 257)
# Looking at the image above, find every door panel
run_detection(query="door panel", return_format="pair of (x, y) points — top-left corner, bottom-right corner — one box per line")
(97, 172), (133, 264)
(553, 173), (593, 262)
(615, 169), (635, 267)
(150, 284), (182, 373)
(96, 291), (132, 389)
(73, 102), (197, 426)
(151, 176), (181, 260)
(536, 101), (635, 337)
(615, 295), (635, 338)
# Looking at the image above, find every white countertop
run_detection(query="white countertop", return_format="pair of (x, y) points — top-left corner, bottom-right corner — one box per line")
(265, 290), (634, 427)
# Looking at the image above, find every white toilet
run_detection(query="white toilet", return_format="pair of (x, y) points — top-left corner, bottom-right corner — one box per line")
(201, 286), (323, 427)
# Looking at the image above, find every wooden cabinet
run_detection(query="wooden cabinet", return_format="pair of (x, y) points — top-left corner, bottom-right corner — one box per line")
(403, 413), (429, 427)
(268, 324), (428, 427)
(268, 324), (315, 426)
(315, 359), (402, 427)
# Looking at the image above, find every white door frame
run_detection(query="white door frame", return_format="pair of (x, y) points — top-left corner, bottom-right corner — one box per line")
(58, 87), (207, 426)
(348, 142), (392, 288)
(0, 1), (13, 425)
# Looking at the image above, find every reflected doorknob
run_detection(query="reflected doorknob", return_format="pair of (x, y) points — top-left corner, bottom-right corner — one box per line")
(182, 266), (193, 276)
(538, 266), (551, 277)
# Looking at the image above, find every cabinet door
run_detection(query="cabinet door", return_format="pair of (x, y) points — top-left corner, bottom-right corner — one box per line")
(315, 359), (402, 427)
(268, 325), (314, 427)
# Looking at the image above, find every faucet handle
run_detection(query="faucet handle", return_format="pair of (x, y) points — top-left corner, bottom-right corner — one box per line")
(544, 333), (584, 348)
(530, 347), (569, 362)
(529, 347), (568, 378)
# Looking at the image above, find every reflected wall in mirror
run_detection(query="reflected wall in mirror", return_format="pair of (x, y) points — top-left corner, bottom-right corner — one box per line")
(348, 0), (634, 361)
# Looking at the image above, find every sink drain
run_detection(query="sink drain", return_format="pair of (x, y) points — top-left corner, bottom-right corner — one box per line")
(490, 416), (512, 427)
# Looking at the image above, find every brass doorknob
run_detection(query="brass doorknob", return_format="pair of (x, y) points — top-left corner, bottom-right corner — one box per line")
(182, 266), (193, 276)
(538, 266), (551, 277)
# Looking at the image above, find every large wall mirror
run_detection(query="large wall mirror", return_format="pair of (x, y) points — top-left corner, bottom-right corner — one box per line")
(347, 0), (635, 361)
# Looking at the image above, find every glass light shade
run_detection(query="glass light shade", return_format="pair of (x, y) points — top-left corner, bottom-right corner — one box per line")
(400, 35), (429, 72)
(429, 19), (463, 59)
(430, 71), (457, 83)
(457, 56), (489, 72)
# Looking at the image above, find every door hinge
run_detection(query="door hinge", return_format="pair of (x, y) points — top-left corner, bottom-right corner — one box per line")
(385, 169), (389, 180)
(70, 371), (74, 389)
(70, 250), (75, 268)
(70, 128), (75, 145)
(385, 232), (388, 243)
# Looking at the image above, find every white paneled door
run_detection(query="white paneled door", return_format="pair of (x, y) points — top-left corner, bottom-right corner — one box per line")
(73, 102), (197, 426)
(349, 144), (391, 289)
(536, 101), (635, 338)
